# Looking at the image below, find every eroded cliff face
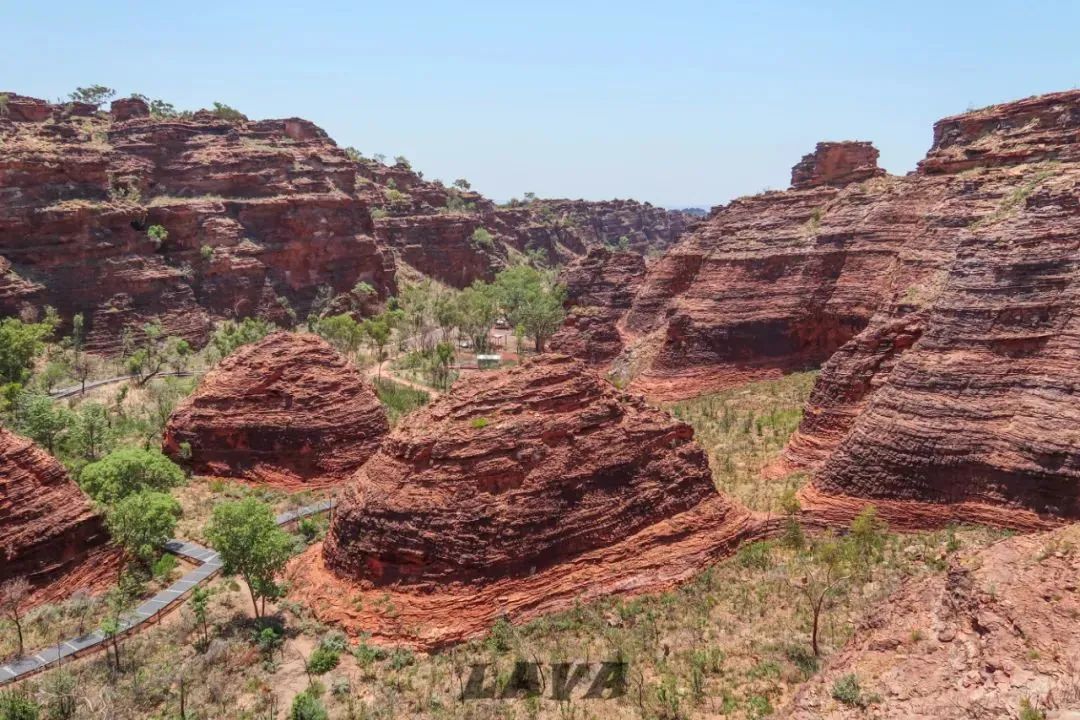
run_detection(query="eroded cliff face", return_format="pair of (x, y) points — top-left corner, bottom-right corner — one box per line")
(289, 355), (753, 647)
(792, 91), (1080, 525)
(162, 332), (388, 489)
(548, 247), (647, 364)
(0, 427), (115, 590)
(0, 95), (397, 351)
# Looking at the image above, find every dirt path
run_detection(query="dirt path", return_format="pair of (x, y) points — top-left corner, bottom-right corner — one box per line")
(364, 360), (442, 398)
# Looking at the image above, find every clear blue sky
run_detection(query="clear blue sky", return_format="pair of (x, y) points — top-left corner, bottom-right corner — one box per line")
(4, 1), (1078, 208)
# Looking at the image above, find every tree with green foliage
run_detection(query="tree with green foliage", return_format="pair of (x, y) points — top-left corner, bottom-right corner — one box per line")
(68, 401), (115, 463)
(492, 265), (566, 352)
(100, 573), (141, 674)
(68, 85), (115, 108)
(0, 690), (39, 720)
(205, 498), (294, 619)
(209, 317), (275, 362)
(190, 586), (211, 650)
(15, 393), (75, 454)
(79, 446), (185, 505)
(211, 102), (246, 122)
(454, 282), (498, 353)
(0, 578), (30, 659)
(791, 534), (849, 657)
(846, 505), (888, 579)
(452, 178), (471, 190)
(363, 315), (393, 376)
(315, 314), (365, 355)
(106, 490), (181, 566)
(0, 314), (58, 385)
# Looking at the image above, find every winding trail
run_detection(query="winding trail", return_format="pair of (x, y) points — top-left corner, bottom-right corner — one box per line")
(0, 499), (334, 685)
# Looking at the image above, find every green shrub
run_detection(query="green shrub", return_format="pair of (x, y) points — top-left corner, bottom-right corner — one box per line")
(306, 645), (340, 675)
(373, 377), (430, 426)
(289, 691), (328, 720)
(736, 541), (773, 570)
(470, 227), (495, 249)
(146, 225), (168, 247)
(831, 673), (862, 706)
(0, 691), (40, 720)
(79, 447), (186, 505)
(211, 102), (246, 122)
(1019, 698), (1046, 720)
(470, 417), (490, 429)
(200, 245), (214, 261)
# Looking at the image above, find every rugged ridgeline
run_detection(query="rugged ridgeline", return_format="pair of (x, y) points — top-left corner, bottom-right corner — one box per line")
(162, 333), (388, 490)
(788, 524), (1080, 718)
(0, 427), (118, 596)
(792, 91), (1080, 527)
(364, 163), (694, 287)
(0, 93), (690, 350)
(289, 355), (752, 648)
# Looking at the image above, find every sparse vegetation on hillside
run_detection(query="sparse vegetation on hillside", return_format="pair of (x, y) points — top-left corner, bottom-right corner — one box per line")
(670, 371), (817, 511)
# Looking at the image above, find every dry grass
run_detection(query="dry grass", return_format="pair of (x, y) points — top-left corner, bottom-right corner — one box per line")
(668, 371), (818, 513)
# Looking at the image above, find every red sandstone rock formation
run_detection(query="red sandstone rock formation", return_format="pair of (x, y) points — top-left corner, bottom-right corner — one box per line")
(790, 90), (1080, 526)
(0, 427), (117, 596)
(790, 141), (885, 189)
(162, 332), (388, 490)
(0, 94), (395, 351)
(787, 525), (1080, 718)
(549, 247), (647, 364)
(289, 354), (752, 647)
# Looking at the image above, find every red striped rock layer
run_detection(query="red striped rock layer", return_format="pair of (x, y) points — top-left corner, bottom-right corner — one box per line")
(295, 355), (752, 647)
(162, 332), (388, 489)
(0, 427), (115, 590)
(0, 95), (394, 351)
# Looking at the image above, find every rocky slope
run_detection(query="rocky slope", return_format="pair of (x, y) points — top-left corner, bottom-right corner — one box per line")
(162, 332), (388, 489)
(788, 524), (1080, 719)
(0, 94), (396, 351)
(289, 355), (753, 647)
(548, 246), (648, 364)
(0, 427), (116, 595)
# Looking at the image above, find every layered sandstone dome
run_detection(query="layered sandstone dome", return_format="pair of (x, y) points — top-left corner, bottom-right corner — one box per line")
(324, 354), (723, 586)
(292, 355), (752, 647)
(163, 332), (388, 489)
(0, 427), (112, 586)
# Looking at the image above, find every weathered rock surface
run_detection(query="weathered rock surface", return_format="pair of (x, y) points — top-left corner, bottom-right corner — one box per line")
(0, 94), (397, 351)
(549, 247), (647, 364)
(793, 90), (1080, 525)
(790, 140), (885, 189)
(290, 354), (753, 647)
(162, 332), (388, 489)
(788, 524), (1080, 719)
(0, 427), (116, 593)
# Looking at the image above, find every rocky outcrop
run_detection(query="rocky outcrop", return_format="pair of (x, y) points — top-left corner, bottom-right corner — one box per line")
(0, 94), (395, 352)
(162, 332), (388, 490)
(289, 355), (753, 647)
(0, 427), (115, 590)
(790, 141), (885, 189)
(488, 198), (693, 263)
(793, 90), (1080, 526)
(549, 247), (647, 364)
(788, 525), (1080, 719)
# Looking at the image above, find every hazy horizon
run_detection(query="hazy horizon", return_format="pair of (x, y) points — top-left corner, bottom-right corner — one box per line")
(6, 1), (1079, 208)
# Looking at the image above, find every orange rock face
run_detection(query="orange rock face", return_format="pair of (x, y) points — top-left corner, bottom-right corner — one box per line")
(162, 333), (388, 489)
(790, 140), (885, 189)
(788, 525), (1080, 718)
(0, 427), (115, 590)
(290, 355), (753, 647)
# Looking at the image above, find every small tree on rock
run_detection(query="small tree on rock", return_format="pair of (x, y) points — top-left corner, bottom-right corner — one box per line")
(0, 578), (30, 658)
